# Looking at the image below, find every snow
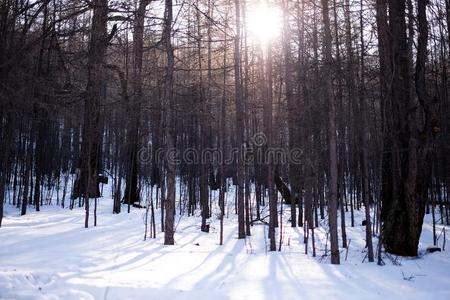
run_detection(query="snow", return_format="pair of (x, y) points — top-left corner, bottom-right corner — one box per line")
(1, 189), (450, 299)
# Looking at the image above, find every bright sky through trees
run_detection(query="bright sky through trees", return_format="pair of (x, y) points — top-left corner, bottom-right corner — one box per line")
(247, 2), (282, 45)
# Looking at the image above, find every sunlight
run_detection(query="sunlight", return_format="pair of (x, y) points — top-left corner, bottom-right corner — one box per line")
(247, 2), (282, 46)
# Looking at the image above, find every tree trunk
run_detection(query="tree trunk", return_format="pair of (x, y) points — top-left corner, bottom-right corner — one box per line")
(380, 0), (429, 257)
(233, 0), (246, 239)
(72, 0), (109, 205)
(321, 0), (340, 264)
(359, 0), (374, 262)
(124, 0), (151, 207)
(284, 0), (298, 228)
(163, 0), (176, 245)
(0, 113), (13, 227)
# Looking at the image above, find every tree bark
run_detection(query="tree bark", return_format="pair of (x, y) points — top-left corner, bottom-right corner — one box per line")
(123, 0), (151, 207)
(284, 0), (298, 228)
(380, 0), (429, 257)
(359, 0), (374, 262)
(72, 0), (109, 208)
(163, 0), (176, 245)
(321, 0), (340, 264)
(233, 0), (246, 239)
(0, 113), (13, 227)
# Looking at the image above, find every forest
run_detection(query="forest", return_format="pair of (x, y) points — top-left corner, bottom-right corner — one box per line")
(0, 0), (449, 299)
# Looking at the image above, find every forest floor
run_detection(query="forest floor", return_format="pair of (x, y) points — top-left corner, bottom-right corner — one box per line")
(1, 188), (450, 300)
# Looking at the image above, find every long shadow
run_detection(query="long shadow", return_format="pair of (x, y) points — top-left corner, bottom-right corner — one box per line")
(91, 231), (208, 275)
(162, 224), (243, 290)
(191, 237), (246, 291)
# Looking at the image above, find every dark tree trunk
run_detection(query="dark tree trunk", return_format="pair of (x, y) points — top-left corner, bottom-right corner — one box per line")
(359, 0), (374, 262)
(163, 0), (176, 245)
(321, 0), (340, 265)
(0, 113), (13, 227)
(283, 0), (297, 228)
(123, 0), (151, 207)
(21, 125), (34, 216)
(72, 0), (109, 206)
(380, 0), (430, 257)
(274, 172), (292, 205)
(234, 0), (246, 239)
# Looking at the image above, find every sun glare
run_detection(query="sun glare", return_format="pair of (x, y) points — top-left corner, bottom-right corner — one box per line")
(247, 2), (282, 46)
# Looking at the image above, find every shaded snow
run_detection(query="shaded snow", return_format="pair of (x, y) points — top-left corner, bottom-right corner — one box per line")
(0, 191), (449, 300)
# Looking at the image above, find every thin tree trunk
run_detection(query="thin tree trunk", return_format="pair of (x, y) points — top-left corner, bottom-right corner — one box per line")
(284, 0), (297, 228)
(233, 0), (246, 239)
(321, 0), (340, 264)
(163, 0), (176, 245)
(0, 113), (13, 227)
(359, 0), (374, 262)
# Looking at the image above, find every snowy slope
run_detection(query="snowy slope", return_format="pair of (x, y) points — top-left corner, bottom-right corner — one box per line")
(0, 192), (449, 300)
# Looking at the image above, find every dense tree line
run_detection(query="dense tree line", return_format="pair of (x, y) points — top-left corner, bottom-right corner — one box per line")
(0, 0), (449, 264)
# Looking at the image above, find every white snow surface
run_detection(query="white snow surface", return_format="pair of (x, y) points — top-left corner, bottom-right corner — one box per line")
(1, 190), (449, 300)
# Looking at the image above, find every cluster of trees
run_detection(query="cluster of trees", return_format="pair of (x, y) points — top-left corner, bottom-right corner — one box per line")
(0, 0), (449, 264)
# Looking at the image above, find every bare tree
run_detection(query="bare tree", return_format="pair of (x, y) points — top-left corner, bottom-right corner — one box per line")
(233, 0), (246, 239)
(123, 0), (152, 208)
(163, 0), (176, 246)
(321, 0), (340, 264)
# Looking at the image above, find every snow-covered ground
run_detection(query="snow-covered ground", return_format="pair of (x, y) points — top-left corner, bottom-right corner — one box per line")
(1, 191), (449, 300)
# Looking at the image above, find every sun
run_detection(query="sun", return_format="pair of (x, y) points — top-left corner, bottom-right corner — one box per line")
(247, 2), (282, 46)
